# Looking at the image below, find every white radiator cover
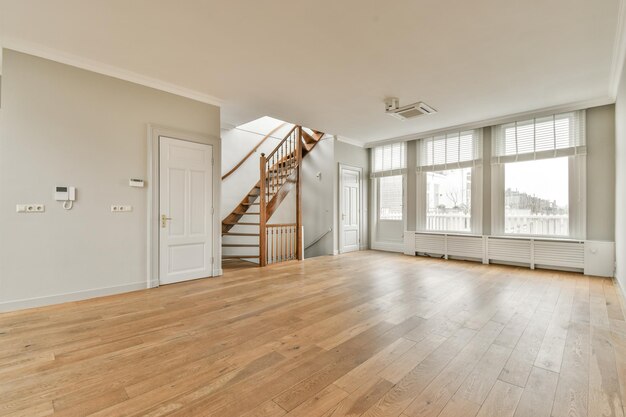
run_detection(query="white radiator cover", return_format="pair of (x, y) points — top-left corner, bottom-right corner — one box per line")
(404, 231), (614, 277)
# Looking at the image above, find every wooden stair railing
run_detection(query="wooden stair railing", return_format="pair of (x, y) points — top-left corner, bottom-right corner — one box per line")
(222, 122), (287, 180)
(222, 125), (324, 265)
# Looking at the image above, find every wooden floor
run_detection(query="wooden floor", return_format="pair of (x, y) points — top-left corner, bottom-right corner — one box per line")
(1, 251), (626, 417)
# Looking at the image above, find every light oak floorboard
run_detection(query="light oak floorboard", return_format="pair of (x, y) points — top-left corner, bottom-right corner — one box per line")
(0, 252), (624, 417)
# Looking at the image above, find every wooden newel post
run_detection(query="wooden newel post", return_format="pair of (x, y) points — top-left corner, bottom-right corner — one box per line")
(259, 153), (267, 267)
(296, 127), (304, 260)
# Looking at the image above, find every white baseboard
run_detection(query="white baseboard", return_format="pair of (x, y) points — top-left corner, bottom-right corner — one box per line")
(0, 281), (147, 313)
(213, 268), (224, 276)
(371, 241), (404, 253)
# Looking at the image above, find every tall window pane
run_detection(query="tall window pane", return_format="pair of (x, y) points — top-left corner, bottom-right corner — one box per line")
(426, 168), (472, 232)
(379, 175), (403, 220)
(504, 157), (569, 236)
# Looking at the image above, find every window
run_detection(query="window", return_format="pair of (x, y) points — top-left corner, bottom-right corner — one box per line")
(492, 110), (585, 238)
(416, 130), (482, 233)
(418, 131), (481, 168)
(426, 168), (472, 232)
(372, 142), (406, 176)
(504, 158), (569, 236)
(492, 111), (585, 163)
(379, 175), (403, 220)
(372, 142), (406, 222)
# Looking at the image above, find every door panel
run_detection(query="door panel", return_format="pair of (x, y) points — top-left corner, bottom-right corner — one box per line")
(160, 137), (213, 284)
(340, 167), (360, 253)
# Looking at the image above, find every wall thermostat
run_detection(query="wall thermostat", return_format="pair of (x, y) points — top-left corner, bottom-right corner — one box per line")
(55, 186), (76, 202)
(129, 178), (145, 188)
(55, 186), (76, 210)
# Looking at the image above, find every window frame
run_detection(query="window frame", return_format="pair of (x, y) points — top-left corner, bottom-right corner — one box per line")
(415, 129), (483, 235)
(490, 111), (586, 240)
(377, 174), (404, 222)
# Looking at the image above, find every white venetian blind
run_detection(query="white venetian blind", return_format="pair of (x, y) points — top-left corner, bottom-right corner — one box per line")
(371, 142), (407, 178)
(416, 129), (482, 172)
(492, 111), (585, 163)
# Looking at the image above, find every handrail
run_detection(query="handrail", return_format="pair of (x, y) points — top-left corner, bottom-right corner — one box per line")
(222, 122), (288, 180)
(265, 125), (298, 162)
(305, 227), (332, 250)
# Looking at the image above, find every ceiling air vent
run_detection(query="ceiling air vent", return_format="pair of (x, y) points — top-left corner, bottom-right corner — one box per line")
(384, 98), (437, 120)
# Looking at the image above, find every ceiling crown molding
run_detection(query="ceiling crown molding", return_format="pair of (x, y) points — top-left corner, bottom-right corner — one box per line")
(336, 135), (365, 148)
(0, 37), (224, 107)
(609, 0), (626, 99)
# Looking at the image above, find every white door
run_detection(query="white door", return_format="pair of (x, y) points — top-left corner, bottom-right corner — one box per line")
(159, 136), (213, 284)
(340, 166), (361, 253)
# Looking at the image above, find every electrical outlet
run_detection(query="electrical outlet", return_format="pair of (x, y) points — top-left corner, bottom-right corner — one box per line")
(111, 205), (133, 212)
(16, 204), (45, 213)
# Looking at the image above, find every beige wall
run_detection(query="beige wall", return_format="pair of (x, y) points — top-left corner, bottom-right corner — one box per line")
(0, 50), (220, 311)
(586, 105), (616, 241)
(616, 65), (626, 293)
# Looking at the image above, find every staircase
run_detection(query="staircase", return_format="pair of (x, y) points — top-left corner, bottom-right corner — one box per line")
(222, 125), (324, 266)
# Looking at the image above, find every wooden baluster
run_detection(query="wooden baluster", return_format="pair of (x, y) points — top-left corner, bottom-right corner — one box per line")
(296, 127), (303, 260)
(259, 154), (267, 267)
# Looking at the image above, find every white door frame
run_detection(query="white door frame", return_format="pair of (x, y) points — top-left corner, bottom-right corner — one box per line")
(338, 163), (363, 254)
(147, 124), (222, 288)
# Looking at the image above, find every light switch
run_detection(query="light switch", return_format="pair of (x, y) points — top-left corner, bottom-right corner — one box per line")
(111, 205), (133, 212)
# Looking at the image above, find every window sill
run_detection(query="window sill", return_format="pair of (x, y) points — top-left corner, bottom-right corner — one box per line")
(490, 234), (584, 243)
(415, 230), (481, 238)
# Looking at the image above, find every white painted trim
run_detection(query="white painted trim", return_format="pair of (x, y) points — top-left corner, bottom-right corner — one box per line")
(338, 164), (363, 254)
(0, 282), (147, 313)
(1, 38), (223, 106)
(336, 135), (365, 148)
(147, 125), (222, 288)
(610, 0), (626, 99)
(364, 97), (613, 148)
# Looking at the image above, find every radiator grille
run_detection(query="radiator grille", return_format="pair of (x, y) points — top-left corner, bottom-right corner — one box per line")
(487, 238), (531, 264)
(534, 240), (584, 268)
(447, 235), (483, 259)
(415, 233), (445, 254)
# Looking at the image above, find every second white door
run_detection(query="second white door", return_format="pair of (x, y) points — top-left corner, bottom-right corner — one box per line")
(340, 166), (361, 253)
(159, 136), (213, 285)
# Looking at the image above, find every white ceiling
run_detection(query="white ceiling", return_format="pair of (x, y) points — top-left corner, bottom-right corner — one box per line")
(0, 0), (622, 145)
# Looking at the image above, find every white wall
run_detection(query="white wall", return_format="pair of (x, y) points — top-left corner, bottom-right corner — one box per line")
(220, 125), (293, 220)
(302, 137), (334, 258)
(616, 65), (626, 292)
(0, 50), (220, 311)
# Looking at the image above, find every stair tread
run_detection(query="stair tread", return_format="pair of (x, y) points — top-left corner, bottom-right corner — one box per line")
(223, 222), (260, 225)
(223, 255), (260, 259)
(222, 244), (259, 247)
(222, 232), (259, 236)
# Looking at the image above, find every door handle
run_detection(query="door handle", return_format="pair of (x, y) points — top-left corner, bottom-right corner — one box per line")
(161, 214), (172, 228)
